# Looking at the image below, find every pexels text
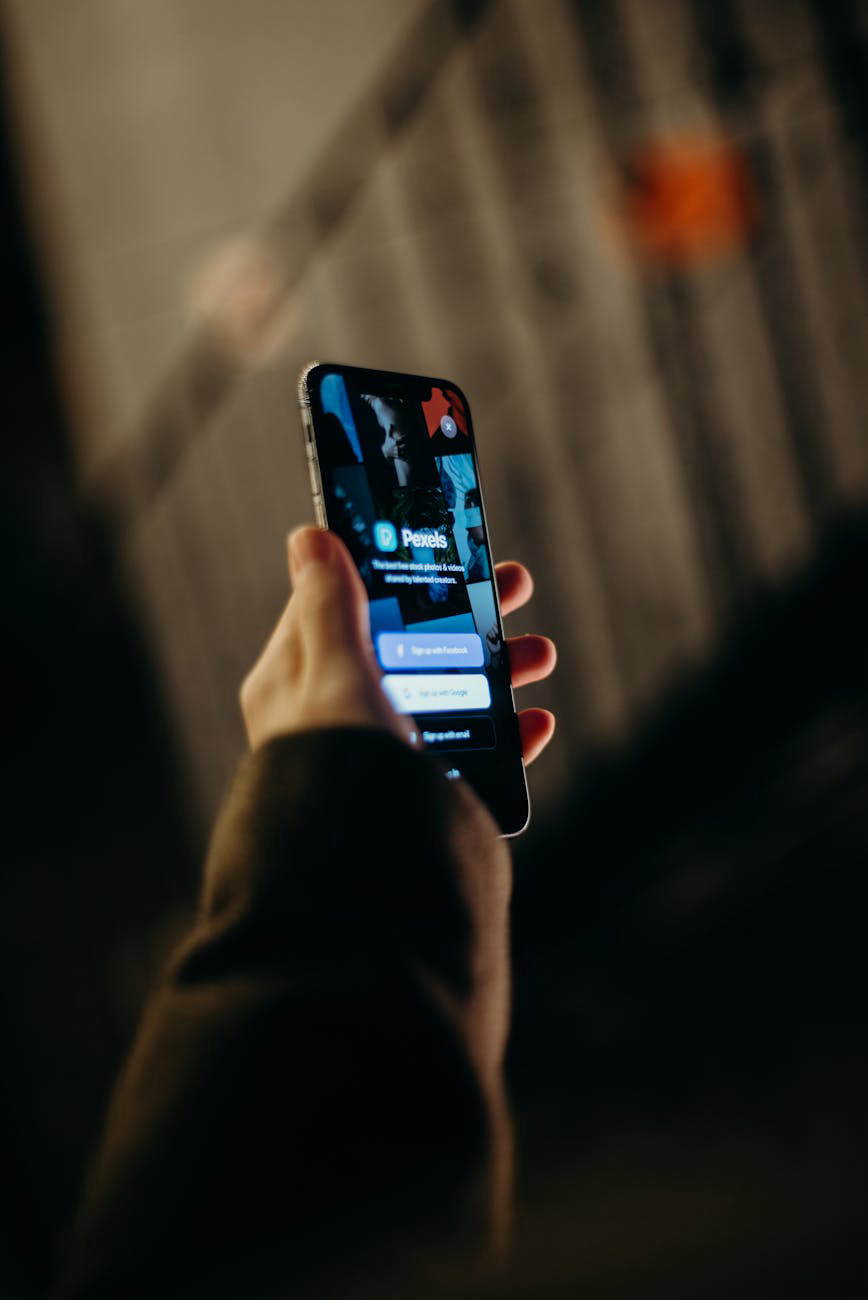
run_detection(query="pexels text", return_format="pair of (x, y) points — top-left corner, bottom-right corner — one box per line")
(401, 527), (449, 549)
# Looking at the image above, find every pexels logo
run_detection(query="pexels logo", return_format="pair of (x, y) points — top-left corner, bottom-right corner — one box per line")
(374, 520), (449, 551)
(374, 520), (398, 551)
(401, 527), (448, 549)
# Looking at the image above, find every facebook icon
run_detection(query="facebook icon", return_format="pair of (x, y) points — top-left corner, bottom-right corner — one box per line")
(374, 520), (398, 552)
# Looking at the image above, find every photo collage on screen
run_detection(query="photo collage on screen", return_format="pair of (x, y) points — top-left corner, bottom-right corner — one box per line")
(317, 373), (502, 678)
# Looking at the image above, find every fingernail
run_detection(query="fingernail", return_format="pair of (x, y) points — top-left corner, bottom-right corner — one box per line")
(288, 527), (332, 576)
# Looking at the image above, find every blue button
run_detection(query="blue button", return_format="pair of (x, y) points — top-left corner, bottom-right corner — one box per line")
(377, 632), (484, 670)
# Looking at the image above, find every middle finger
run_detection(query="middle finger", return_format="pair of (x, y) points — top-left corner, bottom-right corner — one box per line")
(507, 634), (557, 688)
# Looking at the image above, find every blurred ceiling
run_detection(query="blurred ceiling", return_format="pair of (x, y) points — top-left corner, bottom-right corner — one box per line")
(5, 0), (868, 830)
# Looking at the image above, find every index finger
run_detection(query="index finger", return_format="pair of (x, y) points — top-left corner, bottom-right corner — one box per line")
(495, 561), (534, 616)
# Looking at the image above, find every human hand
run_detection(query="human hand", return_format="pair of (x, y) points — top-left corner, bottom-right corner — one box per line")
(493, 561), (556, 764)
(240, 528), (556, 764)
(240, 527), (412, 749)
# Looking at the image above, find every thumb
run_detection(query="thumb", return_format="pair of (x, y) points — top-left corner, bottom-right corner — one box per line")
(287, 527), (372, 660)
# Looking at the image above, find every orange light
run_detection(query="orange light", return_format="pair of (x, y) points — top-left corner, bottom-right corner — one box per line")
(618, 133), (758, 267)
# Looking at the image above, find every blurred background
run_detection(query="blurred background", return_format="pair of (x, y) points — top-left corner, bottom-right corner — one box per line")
(1, 0), (865, 1296)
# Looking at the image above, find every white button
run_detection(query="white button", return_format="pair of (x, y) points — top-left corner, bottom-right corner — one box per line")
(381, 673), (491, 714)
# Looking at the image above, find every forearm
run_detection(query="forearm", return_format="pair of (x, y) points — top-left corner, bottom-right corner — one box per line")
(58, 729), (511, 1300)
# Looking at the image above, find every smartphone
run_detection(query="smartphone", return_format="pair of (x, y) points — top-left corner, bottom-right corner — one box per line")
(297, 362), (530, 836)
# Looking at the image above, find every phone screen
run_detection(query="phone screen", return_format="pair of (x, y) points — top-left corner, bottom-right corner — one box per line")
(299, 363), (529, 836)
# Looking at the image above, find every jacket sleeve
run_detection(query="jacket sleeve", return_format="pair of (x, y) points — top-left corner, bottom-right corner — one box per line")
(56, 728), (512, 1300)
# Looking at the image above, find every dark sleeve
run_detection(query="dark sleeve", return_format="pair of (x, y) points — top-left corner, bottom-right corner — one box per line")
(56, 728), (512, 1300)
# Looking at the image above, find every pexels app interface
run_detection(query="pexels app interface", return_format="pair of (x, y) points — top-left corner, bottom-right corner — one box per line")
(315, 371), (508, 758)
